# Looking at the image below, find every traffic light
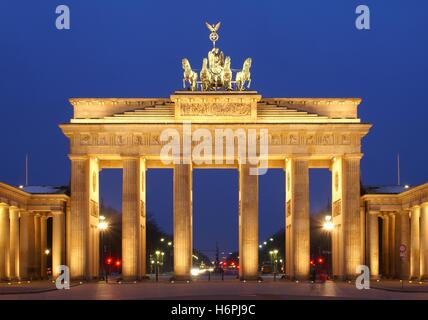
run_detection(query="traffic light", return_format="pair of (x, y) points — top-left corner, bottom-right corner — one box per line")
(106, 257), (112, 265)
(318, 257), (324, 264)
(115, 260), (121, 267)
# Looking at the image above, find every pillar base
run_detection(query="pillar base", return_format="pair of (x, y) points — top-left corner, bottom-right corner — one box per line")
(170, 275), (192, 282)
(239, 275), (262, 282)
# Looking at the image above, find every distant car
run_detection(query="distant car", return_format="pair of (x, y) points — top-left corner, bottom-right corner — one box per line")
(261, 262), (273, 274)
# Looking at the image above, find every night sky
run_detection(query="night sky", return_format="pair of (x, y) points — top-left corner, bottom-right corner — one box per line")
(1, 1), (427, 256)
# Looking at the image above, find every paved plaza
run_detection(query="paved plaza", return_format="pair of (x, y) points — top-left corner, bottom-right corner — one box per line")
(1, 278), (428, 300)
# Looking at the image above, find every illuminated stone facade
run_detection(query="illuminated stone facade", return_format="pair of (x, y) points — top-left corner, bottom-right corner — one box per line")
(60, 91), (371, 281)
(0, 183), (68, 280)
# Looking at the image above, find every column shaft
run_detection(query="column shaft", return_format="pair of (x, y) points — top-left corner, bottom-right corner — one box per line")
(368, 213), (379, 278)
(389, 214), (396, 277)
(331, 156), (362, 279)
(173, 163), (192, 280)
(19, 211), (36, 280)
(52, 212), (65, 278)
(34, 215), (41, 279)
(9, 208), (19, 279)
(382, 215), (390, 277)
(396, 211), (410, 279)
(0, 204), (10, 280)
(420, 204), (428, 280)
(122, 158), (146, 280)
(40, 216), (47, 279)
(285, 158), (309, 280)
(69, 156), (99, 280)
(239, 163), (259, 280)
(410, 206), (420, 279)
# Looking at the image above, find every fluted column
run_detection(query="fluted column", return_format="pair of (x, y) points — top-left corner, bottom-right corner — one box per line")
(382, 215), (390, 277)
(52, 212), (65, 278)
(331, 155), (362, 279)
(122, 157), (146, 281)
(410, 206), (420, 279)
(389, 213), (396, 277)
(19, 211), (36, 280)
(173, 163), (192, 280)
(285, 158), (309, 280)
(420, 203), (428, 280)
(0, 204), (10, 280)
(9, 207), (19, 279)
(396, 211), (410, 279)
(368, 212), (379, 278)
(69, 156), (99, 280)
(238, 163), (259, 280)
(40, 216), (47, 279)
(34, 214), (41, 279)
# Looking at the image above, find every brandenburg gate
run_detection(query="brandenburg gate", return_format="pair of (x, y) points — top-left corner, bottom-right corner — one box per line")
(59, 23), (371, 281)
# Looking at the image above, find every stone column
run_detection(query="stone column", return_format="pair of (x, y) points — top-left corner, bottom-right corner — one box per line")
(331, 155), (362, 279)
(285, 158), (309, 280)
(420, 203), (428, 280)
(40, 216), (47, 279)
(52, 212), (65, 278)
(9, 207), (19, 280)
(19, 211), (36, 280)
(410, 206), (420, 279)
(0, 204), (10, 280)
(389, 213), (396, 278)
(368, 212), (379, 278)
(122, 157), (146, 281)
(382, 215), (390, 277)
(238, 163), (259, 280)
(396, 211), (410, 279)
(69, 156), (99, 280)
(34, 214), (41, 279)
(173, 163), (192, 281)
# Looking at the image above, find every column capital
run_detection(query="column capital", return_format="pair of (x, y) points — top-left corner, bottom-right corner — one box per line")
(421, 202), (428, 209)
(0, 202), (9, 209)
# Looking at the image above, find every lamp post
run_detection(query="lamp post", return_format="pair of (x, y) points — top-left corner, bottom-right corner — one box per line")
(322, 215), (333, 278)
(269, 249), (278, 281)
(155, 250), (160, 282)
(167, 241), (173, 273)
(98, 216), (109, 283)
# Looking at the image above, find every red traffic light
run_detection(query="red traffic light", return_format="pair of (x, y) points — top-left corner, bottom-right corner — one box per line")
(106, 258), (112, 265)
(115, 260), (121, 267)
(318, 257), (324, 264)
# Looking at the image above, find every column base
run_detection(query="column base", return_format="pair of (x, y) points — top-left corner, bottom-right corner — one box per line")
(170, 275), (192, 282)
(239, 275), (262, 282)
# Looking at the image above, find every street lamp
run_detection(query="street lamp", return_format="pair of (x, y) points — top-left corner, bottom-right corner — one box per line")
(45, 249), (50, 255)
(98, 218), (109, 282)
(322, 215), (333, 279)
(323, 215), (334, 231)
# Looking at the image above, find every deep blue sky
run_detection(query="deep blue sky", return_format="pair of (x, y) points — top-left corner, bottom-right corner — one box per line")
(1, 1), (427, 256)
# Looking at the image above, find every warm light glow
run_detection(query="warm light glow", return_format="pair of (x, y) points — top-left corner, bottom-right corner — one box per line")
(168, 241), (172, 246)
(155, 250), (160, 255)
(160, 238), (165, 242)
(404, 185), (410, 189)
(99, 215), (106, 221)
(45, 249), (50, 255)
(191, 268), (200, 276)
(273, 249), (278, 254)
(98, 221), (108, 231)
(263, 241), (267, 245)
(323, 221), (334, 231)
(325, 215), (332, 222)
